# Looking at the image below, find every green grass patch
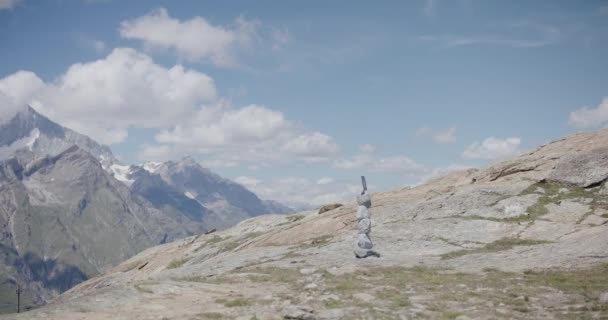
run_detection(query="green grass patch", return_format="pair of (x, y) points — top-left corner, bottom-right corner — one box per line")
(320, 263), (608, 317)
(218, 232), (264, 253)
(441, 238), (551, 260)
(133, 281), (156, 294)
(376, 288), (411, 308)
(323, 299), (344, 309)
(298, 235), (333, 249)
(288, 215), (305, 222)
(166, 257), (191, 269)
(238, 266), (301, 283)
(196, 312), (225, 319)
(217, 297), (253, 308)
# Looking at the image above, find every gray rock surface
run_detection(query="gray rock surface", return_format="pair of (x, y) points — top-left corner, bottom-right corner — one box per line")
(547, 147), (608, 187)
(318, 203), (343, 214)
(6, 128), (608, 319)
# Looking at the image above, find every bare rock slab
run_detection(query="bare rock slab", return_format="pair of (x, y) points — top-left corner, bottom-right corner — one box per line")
(547, 147), (608, 187)
(543, 200), (591, 224)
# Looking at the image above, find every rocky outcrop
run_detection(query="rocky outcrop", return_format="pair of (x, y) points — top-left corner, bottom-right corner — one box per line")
(547, 146), (608, 187)
(318, 203), (343, 214)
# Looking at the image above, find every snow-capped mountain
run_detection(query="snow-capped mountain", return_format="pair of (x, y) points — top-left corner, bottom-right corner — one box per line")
(0, 106), (117, 168)
(0, 105), (291, 310)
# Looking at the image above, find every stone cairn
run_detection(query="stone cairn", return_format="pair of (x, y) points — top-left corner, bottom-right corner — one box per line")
(354, 176), (380, 258)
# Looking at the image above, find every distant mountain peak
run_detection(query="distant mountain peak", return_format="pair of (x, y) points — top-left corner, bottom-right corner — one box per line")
(0, 105), (117, 169)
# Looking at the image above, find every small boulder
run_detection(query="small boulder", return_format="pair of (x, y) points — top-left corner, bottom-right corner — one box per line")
(299, 268), (317, 275)
(353, 293), (375, 302)
(600, 292), (608, 305)
(318, 203), (343, 214)
(283, 305), (315, 320)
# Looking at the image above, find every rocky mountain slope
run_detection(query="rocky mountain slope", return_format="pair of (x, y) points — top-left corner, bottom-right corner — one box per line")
(0, 106), (116, 168)
(7, 128), (608, 319)
(0, 145), (207, 311)
(128, 157), (292, 230)
(0, 106), (291, 312)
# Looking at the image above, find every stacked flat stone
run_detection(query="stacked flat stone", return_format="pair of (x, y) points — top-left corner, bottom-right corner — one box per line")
(354, 192), (379, 258)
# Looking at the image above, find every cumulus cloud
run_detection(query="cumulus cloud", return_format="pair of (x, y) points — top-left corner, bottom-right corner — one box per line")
(462, 137), (521, 160)
(119, 8), (258, 67)
(0, 48), (216, 144)
(433, 127), (456, 143)
(0, 0), (19, 10)
(568, 97), (608, 129)
(234, 176), (261, 189)
(0, 71), (45, 125)
(416, 126), (456, 143)
(316, 177), (334, 185)
(334, 153), (425, 175)
(359, 144), (377, 153)
(239, 176), (360, 209)
(0, 48), (338, 166)
(281, 132), (339, 163)
(149, 102), (339, 164)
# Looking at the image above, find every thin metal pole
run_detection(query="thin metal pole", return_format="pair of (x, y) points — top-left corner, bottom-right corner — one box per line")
(16, 285), (20, 313)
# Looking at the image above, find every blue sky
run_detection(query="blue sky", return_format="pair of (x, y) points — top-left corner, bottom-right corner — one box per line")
(1, 0), (607, 207)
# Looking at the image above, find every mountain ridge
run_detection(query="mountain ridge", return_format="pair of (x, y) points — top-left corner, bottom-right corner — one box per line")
(0, 106), (292, 312)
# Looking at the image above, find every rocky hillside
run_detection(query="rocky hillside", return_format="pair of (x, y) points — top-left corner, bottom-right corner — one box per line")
(0, 146), (207, 311)
(7, 129), (607, 319)
(0, 106), (292, 312)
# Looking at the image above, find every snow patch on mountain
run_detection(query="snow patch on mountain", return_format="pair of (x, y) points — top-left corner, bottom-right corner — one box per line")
(0, 127), (40, 159)
(142, 161), (163, 174)
(110, 164), (134, 186)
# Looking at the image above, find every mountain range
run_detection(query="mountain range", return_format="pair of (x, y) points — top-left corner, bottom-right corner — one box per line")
(0, 106), (292, 312)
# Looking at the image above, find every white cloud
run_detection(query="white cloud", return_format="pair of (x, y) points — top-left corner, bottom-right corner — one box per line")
(359, 144), (377, 153)
(568, 97), (608, 129)
(0, 71), (45, 125)
(281, 132), (339, 163)
(0, 48), (217, 144)
(0, 49), (335, 168)
(119, 8), (258, 67)
(334, 153), (425, 174)
(92, 40), (106, 53)
(234, 176), (260, 189)
(424, 0), (436, 16)
(462, 137), (521, 160)
(0, 0), (19, 10)
(420, 23), (560, 48)
(415, 126), (456, 143)
(271, 28), (291, 51)
(139, 144), (172, 161)
(150, 101), (339, 164)
(434, 127), (456, 143)
(415, 126), (432, 136)
(316, 177), (334, 185)
(241, 176), (360, 209)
